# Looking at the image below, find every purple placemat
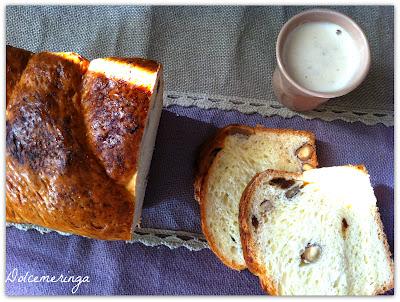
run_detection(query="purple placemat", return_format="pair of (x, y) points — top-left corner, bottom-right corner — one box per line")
(6, 105), (394, 295)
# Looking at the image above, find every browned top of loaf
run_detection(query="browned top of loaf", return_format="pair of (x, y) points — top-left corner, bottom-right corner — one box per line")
(6, 45), (33, 108)
(6, 46), (161, 240)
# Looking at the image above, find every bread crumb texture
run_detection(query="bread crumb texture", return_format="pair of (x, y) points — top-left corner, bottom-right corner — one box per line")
(204, 129), (314, 268)
(244, 166), (393, 295)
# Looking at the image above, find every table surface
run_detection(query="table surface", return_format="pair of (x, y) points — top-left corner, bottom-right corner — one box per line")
(6, 5), (394, 295)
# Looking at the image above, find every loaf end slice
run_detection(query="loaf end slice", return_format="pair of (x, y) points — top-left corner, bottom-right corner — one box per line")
(240, 166), (394, 295)
(81, 57), (164, 238)
(196, 125), (318, 270)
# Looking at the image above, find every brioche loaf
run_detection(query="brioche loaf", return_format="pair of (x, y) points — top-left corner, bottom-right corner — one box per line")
(6, 45), (163, 240)
(195, 125), (318, 269)
(239, 165), (394, 295)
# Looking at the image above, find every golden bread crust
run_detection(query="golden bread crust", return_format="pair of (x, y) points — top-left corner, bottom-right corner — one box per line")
(6, 45), (33, 108)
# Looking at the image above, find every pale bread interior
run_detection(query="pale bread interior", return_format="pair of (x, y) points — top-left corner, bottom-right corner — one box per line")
(204, 131), (312, 268)
(129, 75), (164, 237)
(246, 166), (393, 295)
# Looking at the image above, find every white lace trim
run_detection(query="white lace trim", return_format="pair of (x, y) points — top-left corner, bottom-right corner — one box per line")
(6, 223), (208, 251)
(164, 91), (394, 126)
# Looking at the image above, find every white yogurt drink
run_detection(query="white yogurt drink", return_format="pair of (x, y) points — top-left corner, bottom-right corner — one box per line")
(283, 22), (360, 93)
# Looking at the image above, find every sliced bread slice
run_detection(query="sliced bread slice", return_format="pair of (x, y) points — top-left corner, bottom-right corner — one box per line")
(239, 165), (394, 295)
(195, 125), (318, 270)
